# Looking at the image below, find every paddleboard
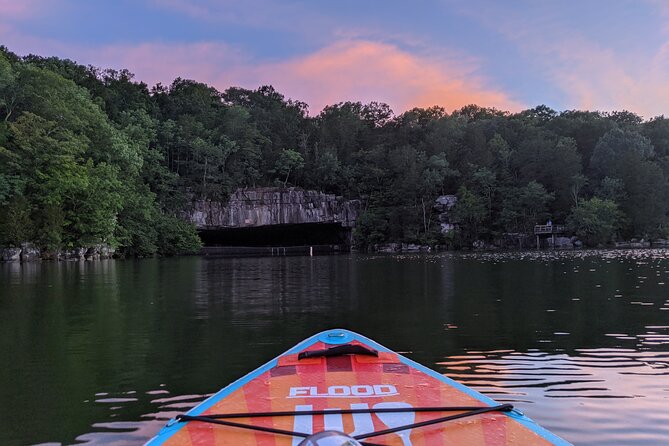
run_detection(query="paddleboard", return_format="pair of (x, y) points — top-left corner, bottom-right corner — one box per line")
(146, 329), (571, 445)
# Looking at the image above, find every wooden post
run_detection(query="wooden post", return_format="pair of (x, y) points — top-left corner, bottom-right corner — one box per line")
(536, 235), (539, 249)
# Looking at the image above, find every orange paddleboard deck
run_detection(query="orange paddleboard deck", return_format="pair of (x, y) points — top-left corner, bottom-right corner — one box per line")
(146, 329), (571, 445)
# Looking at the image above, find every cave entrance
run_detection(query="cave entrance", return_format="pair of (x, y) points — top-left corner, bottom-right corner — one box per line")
(198, 222), (351, 248)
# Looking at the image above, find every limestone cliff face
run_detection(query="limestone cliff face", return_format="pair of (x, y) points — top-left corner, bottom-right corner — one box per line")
(187, 188), (360, 229)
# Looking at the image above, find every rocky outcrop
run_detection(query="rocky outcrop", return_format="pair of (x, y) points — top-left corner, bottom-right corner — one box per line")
(0, 243), (115, 262)
(373, 243), (431, 253)
(0, 248), (21, 261)
(62, 247), (87, 260)
(187, 188), (360, 229)
(19, 243), (40, 262)
(615, 239), (651, 249)
(550, 236), (574, 249)
(434, 195), (458, 234)
(473, 240), (497, 250)
(83, 245), (116, 260)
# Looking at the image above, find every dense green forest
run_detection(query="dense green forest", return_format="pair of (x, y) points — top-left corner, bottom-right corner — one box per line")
(2, 46), (669, 254)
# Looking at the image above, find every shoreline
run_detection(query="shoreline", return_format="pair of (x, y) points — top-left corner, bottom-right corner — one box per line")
(3, 242), (669, 262)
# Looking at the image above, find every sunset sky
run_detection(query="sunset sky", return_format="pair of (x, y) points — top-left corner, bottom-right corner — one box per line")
(2, 0), (669, 117)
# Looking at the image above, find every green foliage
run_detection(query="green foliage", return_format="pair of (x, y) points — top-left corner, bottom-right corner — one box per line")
(0, 195), (32, 246)
(114, 185), (159, 256)
(596, 177), (626, 203)
(273, 149), (304, 186)
(590, 128), (654, 178)
(546, 110), (615, 168)
(590, 129), (667, 236)
(155, 215), (202, 256)
(353, 208), (389, 249)
(38, 204), (65, 251)
(499, 181), (554, 233)
(0, 53), (18, 122)
(618, 160), (668, 237)
(567, 198), (623, 246)
(5, 113), (123, 248)
(512, 130), (581, 216)
(471, 167), (496, 218)
(452, 186), (487, 246)
(313, 151), (342, 192)
(643, 116), (669, 157)
(0, 54), (195, 254)
(0, 172), (23, 206)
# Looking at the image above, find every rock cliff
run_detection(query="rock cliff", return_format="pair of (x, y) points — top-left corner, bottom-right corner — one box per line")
(0, 244), (115, 262)
(187, 188), (360, 229)
(434, 195), (458, 233)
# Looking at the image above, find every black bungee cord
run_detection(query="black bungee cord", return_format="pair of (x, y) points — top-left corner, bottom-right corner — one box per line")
(175, 403), (514, 444)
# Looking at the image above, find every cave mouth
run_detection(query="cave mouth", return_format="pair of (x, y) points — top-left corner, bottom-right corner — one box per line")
(198, 222), (351, 247)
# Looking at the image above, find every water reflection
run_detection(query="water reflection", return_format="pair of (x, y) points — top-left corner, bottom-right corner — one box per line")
(439, 346), (669, 445)
(1, 250), (669, 445)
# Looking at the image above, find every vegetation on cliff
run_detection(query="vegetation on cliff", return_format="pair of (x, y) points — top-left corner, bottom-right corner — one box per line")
(1, 46), (669, 252)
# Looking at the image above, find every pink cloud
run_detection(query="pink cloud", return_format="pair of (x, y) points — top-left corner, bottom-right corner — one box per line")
(95, 39), (522, 114)
(0, 29), (523, 114)
(256, 40), (523, 113)
(89, 42), (249, 89)
(0, 29), (248, 89)
(460, 2), (669, 118)
(525, 36), (669, 119)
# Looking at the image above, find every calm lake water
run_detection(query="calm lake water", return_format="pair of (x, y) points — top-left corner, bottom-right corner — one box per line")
(1, 250), (669, 445)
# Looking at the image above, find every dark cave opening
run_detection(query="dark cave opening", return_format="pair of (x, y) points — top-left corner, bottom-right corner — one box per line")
(198, 222), (351, 247)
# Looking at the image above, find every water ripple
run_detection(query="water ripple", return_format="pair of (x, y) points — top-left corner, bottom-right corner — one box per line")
(438, 346), (669, 445)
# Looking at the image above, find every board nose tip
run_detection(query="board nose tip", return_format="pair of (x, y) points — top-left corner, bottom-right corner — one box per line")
(319, 329), (355, 344)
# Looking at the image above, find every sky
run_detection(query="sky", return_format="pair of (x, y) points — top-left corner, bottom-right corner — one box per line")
(2, 0), (669, 117)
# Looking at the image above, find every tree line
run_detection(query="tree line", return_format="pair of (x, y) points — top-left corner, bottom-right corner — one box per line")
(1, 46), (669, 254)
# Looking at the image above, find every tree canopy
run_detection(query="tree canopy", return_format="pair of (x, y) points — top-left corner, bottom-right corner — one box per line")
(2, 45), (669, 252)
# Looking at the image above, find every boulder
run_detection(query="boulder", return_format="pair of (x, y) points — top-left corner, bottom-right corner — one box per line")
(619, 239), (652, 248)
(652, 239), (669, 247)
(85, 247), (100, 260)
(376, 243), (399, 253)
(20, 243), (40, 262)
(434, 195), (458, 213)
(63, 248), (86, 260)
(472, 240), (496, 250)
(1, 247), (21, 262)
(434, 195), (458, 235)
(552, 236), (573, 249)
(440, 223), (455, 233)
(97, 244), (115, 259)
(41, 250), (61, 261)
